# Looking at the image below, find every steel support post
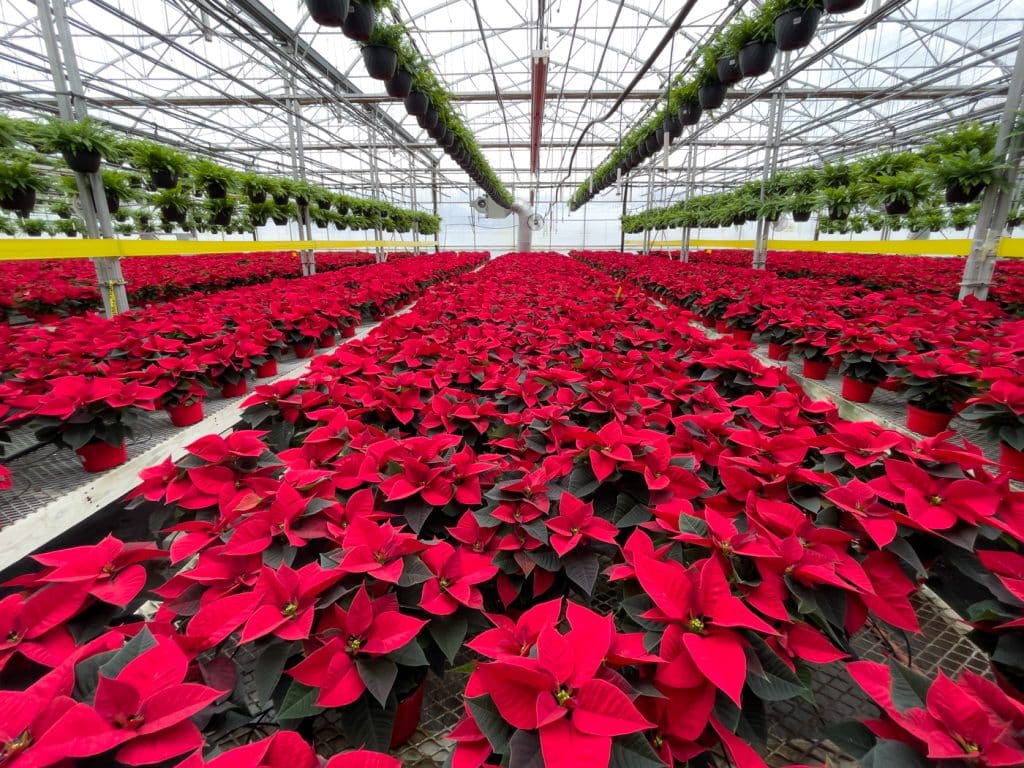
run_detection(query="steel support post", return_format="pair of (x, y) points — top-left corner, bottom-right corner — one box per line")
(431, 162), (440, 253)
(410, 156), (420, 256)
(644, 164), (655, 255)
(680, 141), (698, 263)
(753, 52), (792, 270)
(39, 0), (128, 317)
(960, 23), (1024, 301)
(368, 119), (384, 263)
(619, 182), (629, 253)
(286, 72), (315, 275)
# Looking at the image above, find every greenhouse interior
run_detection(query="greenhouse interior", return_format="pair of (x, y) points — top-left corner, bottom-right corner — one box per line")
(2, 0), (1024, 766)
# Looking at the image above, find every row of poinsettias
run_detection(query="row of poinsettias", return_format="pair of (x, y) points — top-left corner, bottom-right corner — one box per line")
(0, 250), (376, 320)
(573, 250), (1024, 475)
(2, 253), (1023, 767)
(0, 253), (486, 484)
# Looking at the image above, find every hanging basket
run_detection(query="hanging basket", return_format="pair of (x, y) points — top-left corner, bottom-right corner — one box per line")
(342, 0), (375, 41)
(739, 40), (777, 78)
(105, 193), (120, 214)
(0, 188), (36, 214)
(945, 182), (984, 205)
(418, 107), (440, 131)
(884, 200), (912, 216)
(306, 0), (350, 26)
(665, 115), (683, 140)
(698, 81), (727, 110)
(62, 148), (102, 174)
(386, 67), (414, 98)
(715, 56), (743, 86)
(405, 89), (430, 116)
(161, 206), (187, 224)
(76, 439), (128, 473)
(150, 169), (179, 189)
(678, 101), (704, 126)
(905, 404), (954, 436)
(792, 209), (812, 222)
(168, 400), (205, 427)
(212, 209), (232, 227)
(824, 0), (866, 11)
(362, 44), (398, 80)
(775, 6), (822, 51)
(206, 181), (228, 199)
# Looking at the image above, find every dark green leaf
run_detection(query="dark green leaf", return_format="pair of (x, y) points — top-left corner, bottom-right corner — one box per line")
(428, 613), (468, 663)
(467, 695), (514, 755)
(678, 513), (709, 538)
(563, 550), (600, 595)
(509, 729), (544, 768)
(340, 692), (397, 752)
(823, 720), (878, 759)
(609, 731), (664, 768)
(99, 627), (157, 681)
(357, 658), (398, 708)
(277, 680), (324, 720)
(388, 638), (429, 667)
(254, 641), (295, 705)
(398, 556), (433, 588)
(860, 739), (930, 768)
(888, 660), (931, 712)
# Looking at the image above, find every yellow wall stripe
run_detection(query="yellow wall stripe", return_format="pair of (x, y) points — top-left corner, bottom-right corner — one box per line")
(0, 239), (439, 262)
(624, 237), (1024, 259)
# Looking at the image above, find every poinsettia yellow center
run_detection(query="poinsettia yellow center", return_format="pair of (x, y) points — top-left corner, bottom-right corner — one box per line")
(100, 563), (115, 575)
(374, 550), (388, 564)
(929, 495), (944, 506)
(6, 631), (20, 644)
(114, 713), (145, 730)
(555, 687), (573, 707)
(570, 526), (581, 535)
(282, 600), (299, 617)
(1, 730), (32, 759)
(652, 734), (664, 749)
(347, 637), (363, 654)
(688, 617), (706, 633)
(439, 577), (451, 589)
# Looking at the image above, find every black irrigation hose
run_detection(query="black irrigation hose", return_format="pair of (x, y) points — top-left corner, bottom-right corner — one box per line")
(560, 0), (701, 185)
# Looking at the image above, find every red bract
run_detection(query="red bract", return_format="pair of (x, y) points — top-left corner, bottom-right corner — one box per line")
(92, 638), (223, 765)
(17, 534), (165, 609)
(324, 751), (402, 768)
(420, 541), (498, 615)
(0, 587), (83, 672)
(238, 563), (346, 643)
(339, 516), (425, 583)
(467, 597), (563, 659)
(634, 552), (775, 704)
(871, 459), (1001, 530)
(545, 492), (619, 556)
(288, 584), (426, 707)
(175, 731), (319, 768)
(0, 686), (115, 768)
(468, 602), (654, 766)
(849, 660), (1024, 766)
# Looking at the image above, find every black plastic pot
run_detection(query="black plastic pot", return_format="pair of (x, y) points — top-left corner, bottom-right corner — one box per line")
(405, 90), (430, 117)
(716, 56), (743, 86)
(212, 209), (233, 227)
(62, 148), (102, 174)
(161, 206), (186, 224)
(827, 207), (848, 220)
(442, 131), (457, 150)
(273, 193), (290, 206)
(296, 195), (310, 207)
(739, 40), (777, 78)
(271, 214), (288, 225)
(884, 200), (911, 215)
(824, 0), (865, 11)
(665, 115), (683, 140)
(732, 216), (746, 226)
(698, 81), (726, 110)
(248, 191), (267, 205)
(945, 182), (984, 205)
(150, 169), (178, 189)
(105, 193), (120, 214)
(386, 67), (413, 99)
(644, 133), (660, 155)
(792, 209), (812, 222)
(427, 122), (446, 140)
(362, 44), (397, 80)
(206, 181), (228, 199)
(775, 6), (822, 52)
(306, 0), (350, 26)
(250, 215), (268, 227)
(678, 101), (704, 125)
(0, 188), (36, 213)
(342, 0), (374, 40)
(418, 107), (440, 131)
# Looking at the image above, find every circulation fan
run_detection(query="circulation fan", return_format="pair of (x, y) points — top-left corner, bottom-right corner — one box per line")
(527, 213), (545, 231)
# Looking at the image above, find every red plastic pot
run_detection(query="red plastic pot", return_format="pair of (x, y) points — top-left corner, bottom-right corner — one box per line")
(714, 319), (729, 333)
(767, 343), (791, 361)
(167, 400), (204, 427)
(878, 377), (904, 392)
(292, 342), (315, 358)
(256, 359), (278, 378)
(1001, 443), (1024, 482)
(341, 323), (357, 338)
(905, 404), (954, 436)
(841, 376), (876, 403)
(318, 332), (336, 349)
(732, 329), (753, 342)
(389, 677), (427, 748)
(75, 440), (128, 473)
(221, 379), (249, 398)
(802, 359), (831, 380)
